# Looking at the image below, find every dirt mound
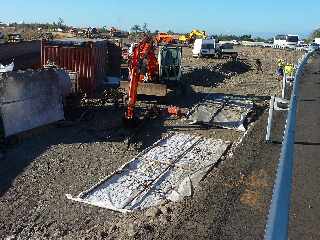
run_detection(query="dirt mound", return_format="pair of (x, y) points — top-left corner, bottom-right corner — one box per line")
(183, 67), (225, 87)
(220, 60), (251, 74)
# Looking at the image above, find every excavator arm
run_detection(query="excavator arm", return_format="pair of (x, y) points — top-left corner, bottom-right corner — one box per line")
(125, 36), (158, 120)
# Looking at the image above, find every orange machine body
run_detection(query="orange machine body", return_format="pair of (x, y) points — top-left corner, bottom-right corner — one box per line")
(155, 32), (175, 44)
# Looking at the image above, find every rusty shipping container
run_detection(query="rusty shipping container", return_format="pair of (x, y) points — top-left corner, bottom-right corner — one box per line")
(41, 39), (108, 96)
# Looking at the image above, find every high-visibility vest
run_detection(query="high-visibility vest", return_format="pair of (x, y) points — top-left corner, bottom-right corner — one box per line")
(277, 59), (285, 68)
(284, 65), (294, 77)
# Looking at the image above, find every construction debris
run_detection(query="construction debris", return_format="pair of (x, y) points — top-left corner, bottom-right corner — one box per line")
(67, 133), (230, 212)
(186, 94), (254, 131)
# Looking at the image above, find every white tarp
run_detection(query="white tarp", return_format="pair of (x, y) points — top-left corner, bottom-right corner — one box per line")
(67, 133), (230, 212)
(186, 97), (254, 131)
(0, 62), (14, 73)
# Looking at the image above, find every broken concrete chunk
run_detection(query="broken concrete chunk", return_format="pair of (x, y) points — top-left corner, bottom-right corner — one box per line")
(145, 207), (162, 218)
(186, 94), (254, 131)
(0, 68), (71, 137)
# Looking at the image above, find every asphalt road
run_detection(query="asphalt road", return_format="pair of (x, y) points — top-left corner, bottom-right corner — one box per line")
(288, 52), (320, 240)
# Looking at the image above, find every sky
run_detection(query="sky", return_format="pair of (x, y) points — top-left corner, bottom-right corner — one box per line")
(1, 0), (319, 38)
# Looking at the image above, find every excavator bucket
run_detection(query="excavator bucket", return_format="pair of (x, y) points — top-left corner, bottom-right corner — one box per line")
(120, 81), (167, 97)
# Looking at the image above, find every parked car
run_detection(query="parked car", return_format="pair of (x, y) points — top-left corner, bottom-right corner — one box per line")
(231, 39), (240, 45)
(308, 43), (319, 52)
(0, 32), (5, 44)
(7, 33), (23, 43)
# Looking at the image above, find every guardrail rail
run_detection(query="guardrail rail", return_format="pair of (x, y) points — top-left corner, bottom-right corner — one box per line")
(264, 50), (315, 240)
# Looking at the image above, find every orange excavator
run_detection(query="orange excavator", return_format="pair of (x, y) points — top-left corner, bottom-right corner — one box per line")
(123, 35), (183, 123)
(155, 32), (175, 45)
(125, 35), (158, 120)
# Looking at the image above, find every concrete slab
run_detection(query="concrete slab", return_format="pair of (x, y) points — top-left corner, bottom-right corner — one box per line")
(186, 96), (254, 131)
(0, 69), (71, 137)
(67, 133), (230, 212)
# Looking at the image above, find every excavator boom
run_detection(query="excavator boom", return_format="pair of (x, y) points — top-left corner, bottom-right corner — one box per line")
(125, 36), (158, 120)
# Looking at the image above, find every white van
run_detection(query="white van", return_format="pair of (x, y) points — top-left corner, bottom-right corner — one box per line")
(192, 39), (218, 57)
(315, 38), (320, 45)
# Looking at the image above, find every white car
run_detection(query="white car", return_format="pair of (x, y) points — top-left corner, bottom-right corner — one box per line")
(308, 43), (319, 51)
(231, 40), (240, 45)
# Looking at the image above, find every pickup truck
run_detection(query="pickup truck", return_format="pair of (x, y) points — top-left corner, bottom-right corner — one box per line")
(219, 43), (238, 60)
(7, 33), (23, 43)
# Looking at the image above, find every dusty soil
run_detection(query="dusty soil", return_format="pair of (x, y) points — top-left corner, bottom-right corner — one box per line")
(0, 46), (302, 240)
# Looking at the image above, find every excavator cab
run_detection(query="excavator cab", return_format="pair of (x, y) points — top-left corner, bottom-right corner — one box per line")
(158, 46), (182, 84)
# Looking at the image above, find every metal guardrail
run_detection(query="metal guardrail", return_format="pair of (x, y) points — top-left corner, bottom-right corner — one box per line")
(264, 50), (315, 240)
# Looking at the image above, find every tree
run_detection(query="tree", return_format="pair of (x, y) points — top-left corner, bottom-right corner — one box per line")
(254, 37), (266, 42)
(239, 34), (253, 41)
(57, 17), (64, 28)
(142, 23), (150, 33)
(218, 34), (238, 41)
(311, 28), (320, 39)
(131, 24), (142, 33)
(167, 30), (175, 35)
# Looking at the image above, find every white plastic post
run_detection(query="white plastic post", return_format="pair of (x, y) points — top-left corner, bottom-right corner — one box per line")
(266, 96), (275, 143)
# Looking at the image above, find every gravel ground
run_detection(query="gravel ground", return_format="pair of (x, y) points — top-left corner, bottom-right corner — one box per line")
(0, 46), (302, 240)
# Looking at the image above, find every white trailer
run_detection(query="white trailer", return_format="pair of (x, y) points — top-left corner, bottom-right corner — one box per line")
(315, 38), (320, 44)
(273, 34), (299, 48)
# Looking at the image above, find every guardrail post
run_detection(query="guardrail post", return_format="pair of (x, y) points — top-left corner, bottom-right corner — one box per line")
(266, 96), (275, 143)
(281, 75), (286, 99)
